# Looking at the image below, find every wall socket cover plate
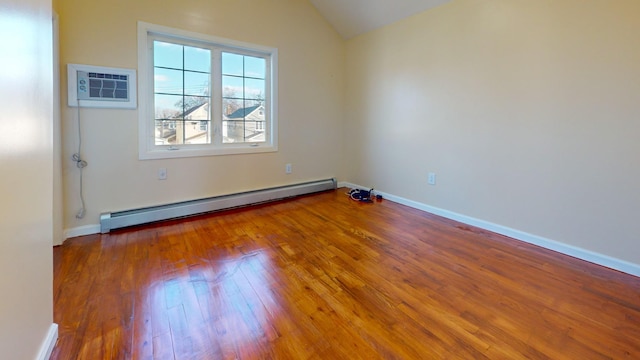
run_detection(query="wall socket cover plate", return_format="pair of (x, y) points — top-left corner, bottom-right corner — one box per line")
(428, 172), (436, 185)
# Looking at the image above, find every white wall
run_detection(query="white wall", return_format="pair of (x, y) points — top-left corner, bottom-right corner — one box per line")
(345, 0), (640, 266)
(57, 0), (345, 233)
(0, 0), (55, 358)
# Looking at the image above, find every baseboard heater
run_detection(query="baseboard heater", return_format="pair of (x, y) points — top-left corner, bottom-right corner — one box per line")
(100, 178), (336, 233)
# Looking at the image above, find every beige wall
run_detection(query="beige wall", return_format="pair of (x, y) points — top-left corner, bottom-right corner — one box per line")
(0, 0), (54, 357)
(57, 0), (345, 230)
(53, 11), (65, 246)
(345, 0), (640, 265)
(57, 0), (640, 268)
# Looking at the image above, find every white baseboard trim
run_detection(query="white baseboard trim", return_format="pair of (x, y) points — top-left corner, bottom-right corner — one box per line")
(63, 224), (100, 240)
(37, 323), (58, 360)
(341, 182), (640, 277)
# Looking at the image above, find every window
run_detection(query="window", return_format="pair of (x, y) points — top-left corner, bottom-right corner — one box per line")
(138, 22), (278, 159)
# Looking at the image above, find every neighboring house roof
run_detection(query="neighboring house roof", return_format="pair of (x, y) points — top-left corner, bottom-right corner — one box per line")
(182, 103), (207, 118)
(173, 103), (264, 120)
(227, 105), (262, 119)
(174, 102), (208, 119)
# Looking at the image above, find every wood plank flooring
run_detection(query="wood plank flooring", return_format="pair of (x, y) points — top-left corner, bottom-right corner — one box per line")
(51, 189), (640, 359)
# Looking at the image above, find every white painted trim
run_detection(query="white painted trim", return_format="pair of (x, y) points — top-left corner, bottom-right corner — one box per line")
(36, 323), (58, 360)
(341, 182), (640, 277)
(63, 224), (100, 240)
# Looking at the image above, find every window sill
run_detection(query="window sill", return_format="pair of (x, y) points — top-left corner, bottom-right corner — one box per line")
(139, 144), (278, 160)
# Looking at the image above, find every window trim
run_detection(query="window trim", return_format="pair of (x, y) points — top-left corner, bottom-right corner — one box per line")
(137, 21), (278, 160)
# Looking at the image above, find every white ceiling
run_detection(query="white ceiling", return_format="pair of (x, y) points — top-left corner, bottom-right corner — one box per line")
(309, 0), (451, 39)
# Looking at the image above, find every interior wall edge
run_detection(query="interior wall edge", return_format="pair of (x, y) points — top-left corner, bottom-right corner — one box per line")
(36, 323), (58, 360)
(63, 224), (101, 241)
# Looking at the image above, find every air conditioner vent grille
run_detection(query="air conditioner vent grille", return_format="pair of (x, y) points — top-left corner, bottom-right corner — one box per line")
(68, 63), (137, 109)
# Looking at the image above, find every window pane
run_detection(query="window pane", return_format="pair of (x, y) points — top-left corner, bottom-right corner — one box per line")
(246, 120), (265, 143)
(154, 68), (183, 95)
(226, 102), (262, 119)
(184, 71), (209, 96)
(183, 100), (209, 120)
(222, 75), (243, 98)
(220, 52), (269, 145)
(172, 121), (185, 145)
(222, 52), (243, 76)
(222, 85), (239, 101)
(223, 120), (244, 143)
(245, 78), (265, 100)
(244, 56), (265, 79)
(247, 105), (266, 121)
(155, 120), (178, 145)
(184, 46), (210, 72)
(154, 41), (183, 69)
(244, 100), (264, 109)
(154, 94), (183, 120)
(153, 40), (212, 147)
(222, 98), (242, 118)
(183, 119), (209, 144)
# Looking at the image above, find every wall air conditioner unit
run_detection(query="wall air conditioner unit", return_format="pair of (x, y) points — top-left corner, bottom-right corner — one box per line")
(67, 63), (137, 109)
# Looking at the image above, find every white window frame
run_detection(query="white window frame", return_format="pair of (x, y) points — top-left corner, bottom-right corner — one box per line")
(137, 21), (278, 160)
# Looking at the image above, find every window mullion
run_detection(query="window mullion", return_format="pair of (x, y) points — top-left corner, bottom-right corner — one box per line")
(264, 56), (271, 142)
(242, 56), (246, 143)
(212, 48), (223, 147)
(147, 35), (157, 151)
(181, 45), (186, 145)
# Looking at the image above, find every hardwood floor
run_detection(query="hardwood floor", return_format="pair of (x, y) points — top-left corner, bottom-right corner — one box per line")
(52, 189), (640, 359)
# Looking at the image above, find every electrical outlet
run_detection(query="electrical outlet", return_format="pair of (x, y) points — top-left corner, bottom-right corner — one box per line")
(428, 172), (436, 185)
(158, 168), (167, 180)
(285, 163), (292, 174)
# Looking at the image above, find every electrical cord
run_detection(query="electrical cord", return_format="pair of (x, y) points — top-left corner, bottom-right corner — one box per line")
(74, 100), (87, 219)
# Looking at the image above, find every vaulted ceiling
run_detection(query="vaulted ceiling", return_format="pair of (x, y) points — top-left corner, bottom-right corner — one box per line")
(309, 0), (451, 39)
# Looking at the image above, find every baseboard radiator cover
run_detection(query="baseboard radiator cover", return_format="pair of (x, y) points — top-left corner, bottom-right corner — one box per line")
(100, 178), (337, 233)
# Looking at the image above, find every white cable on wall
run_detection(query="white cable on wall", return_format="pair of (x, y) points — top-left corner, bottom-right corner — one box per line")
(74, 100), (88, 219)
